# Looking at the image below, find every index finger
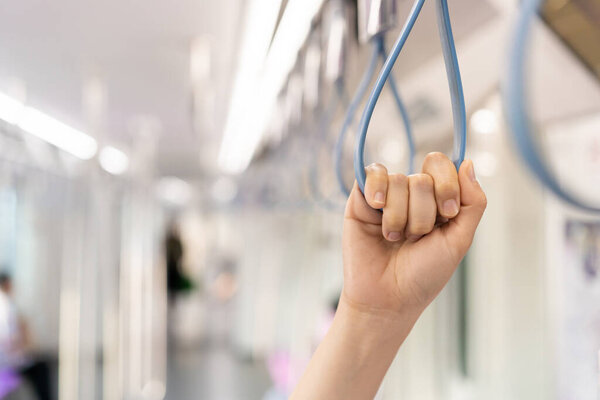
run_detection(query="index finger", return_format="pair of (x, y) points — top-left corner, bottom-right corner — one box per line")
(364, 163), (389, 210)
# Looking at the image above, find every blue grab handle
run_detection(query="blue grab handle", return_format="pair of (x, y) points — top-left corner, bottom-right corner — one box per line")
(334, 44), (380, 197)
(354, 0), (467, 193)
(504, 0), (600, 212)
(377, 36), (416, 176)
(334, 35), (416, 197)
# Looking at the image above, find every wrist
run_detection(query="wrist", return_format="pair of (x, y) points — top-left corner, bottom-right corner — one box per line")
(334, 293), (422, 355)
(338, 290), (423, 327)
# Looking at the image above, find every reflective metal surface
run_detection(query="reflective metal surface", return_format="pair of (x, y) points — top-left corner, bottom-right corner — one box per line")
(357, 0), (399, 43)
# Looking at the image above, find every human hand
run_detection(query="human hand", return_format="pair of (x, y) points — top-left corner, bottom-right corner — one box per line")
(342, 154), (487, 316)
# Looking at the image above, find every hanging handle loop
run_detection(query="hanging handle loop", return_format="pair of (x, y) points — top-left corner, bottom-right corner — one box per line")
(354, 0), (466, 194)
(504, 0), (600, 212)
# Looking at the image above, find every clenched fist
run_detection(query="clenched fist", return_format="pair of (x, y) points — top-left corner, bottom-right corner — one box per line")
(342, 153), (487, 314)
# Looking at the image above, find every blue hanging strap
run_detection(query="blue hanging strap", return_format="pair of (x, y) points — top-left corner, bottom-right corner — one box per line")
(504, 0), (600, 212)
(334, 44), (380, 197)
(334, 34), (416, 196)
(376, 35), (416, 175)
(354, 0), (466, 194)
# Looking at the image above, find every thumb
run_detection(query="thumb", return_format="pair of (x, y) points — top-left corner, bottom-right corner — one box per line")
(345, 182), (383, 226)
(444, 159), (487, 256)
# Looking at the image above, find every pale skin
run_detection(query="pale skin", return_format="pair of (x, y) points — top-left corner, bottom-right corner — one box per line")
(291, 153), (487, 400)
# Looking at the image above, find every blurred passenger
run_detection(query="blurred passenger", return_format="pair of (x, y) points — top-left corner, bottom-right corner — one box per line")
(291, 156), (487, 399)
(0, 273), (51, 400)
(165, 222), (193, 303)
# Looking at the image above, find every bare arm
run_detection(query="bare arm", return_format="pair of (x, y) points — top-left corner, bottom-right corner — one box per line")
(291, 155), (487, 400)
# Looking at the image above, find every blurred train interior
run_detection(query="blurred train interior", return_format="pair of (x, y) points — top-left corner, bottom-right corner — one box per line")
(0, 0), (599, 399)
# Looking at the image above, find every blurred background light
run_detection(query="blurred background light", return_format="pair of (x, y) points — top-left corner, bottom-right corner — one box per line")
(304, 32), (322, 110)
(141, 380), (166, 400)
(17, 107), (97, 160)
(379, 137), (406, 166)
(470, 108), (499, 135)
(0, 92), (25, 125)
(0, 91), (99, 160)
(219, 0), (324, 174)
(218, 0), (284, 174)
(211, 176), (238, 204)
(99, 146), (129, 175)
(474, 150), (499, 176)
(156, 176), (193, 207)
(190, 36), (212, 87)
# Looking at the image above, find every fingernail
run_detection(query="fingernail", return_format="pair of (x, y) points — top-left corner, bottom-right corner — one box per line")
(374, 192), (385, 205)
(443, 199), (459, 217)
(387, 232), (402, 242)
(407, 234), (422, 242)
(468, 160), (477, 182)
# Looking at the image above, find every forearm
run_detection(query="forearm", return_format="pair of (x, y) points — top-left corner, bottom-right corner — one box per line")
(290, 294), (422, 400)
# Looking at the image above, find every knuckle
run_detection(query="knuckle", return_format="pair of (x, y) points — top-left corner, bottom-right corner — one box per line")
(388, 173), (408, 186)
(479, 192), (488, 209)
(410, 174), (433, 189)
(408, 222), (433, 236)
(384, 213), (407, 228)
